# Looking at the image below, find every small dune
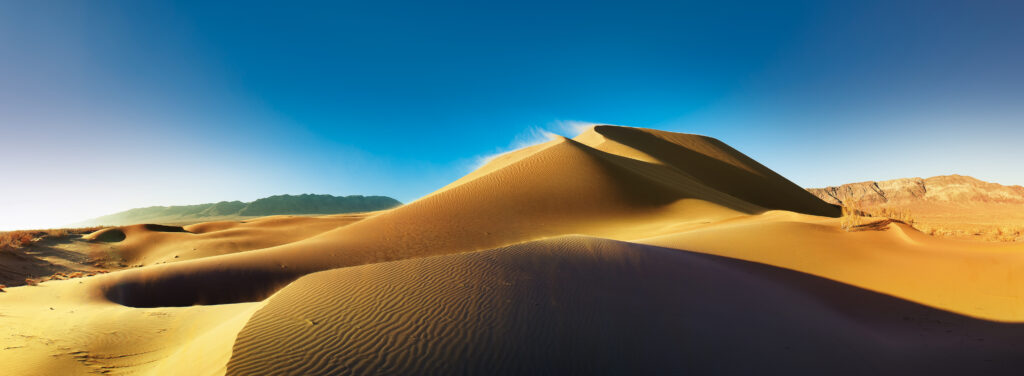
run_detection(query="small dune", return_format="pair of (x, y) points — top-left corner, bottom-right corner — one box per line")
(83, 227), (126, 242)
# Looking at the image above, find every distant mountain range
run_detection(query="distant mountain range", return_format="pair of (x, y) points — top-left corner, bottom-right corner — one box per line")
(807, 175), (1024, 206)
(75, 194), (402, 226)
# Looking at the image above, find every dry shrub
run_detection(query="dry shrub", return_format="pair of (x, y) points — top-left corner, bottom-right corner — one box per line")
(0, 227), (105, 248)
(840, 201), (865, 231)
(914, 224), (936, 236)
(42, 271), (94, 282)
(909, 223), (1024, 242)
(991, 226), (1023, 242)
(0, 232), (35, 248)
(841, 202), (916, 232)
(873, 207), (914, 225)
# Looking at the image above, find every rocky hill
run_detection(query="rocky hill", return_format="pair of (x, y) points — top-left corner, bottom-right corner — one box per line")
(808, 175), (1024, 206)
(75, 194), (402, 226)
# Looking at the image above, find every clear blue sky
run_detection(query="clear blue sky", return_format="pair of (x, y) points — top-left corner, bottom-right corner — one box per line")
(1, 1), (1022, 229)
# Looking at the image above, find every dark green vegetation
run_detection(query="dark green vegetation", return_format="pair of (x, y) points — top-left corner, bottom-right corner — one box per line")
(75, 194), (401, 226)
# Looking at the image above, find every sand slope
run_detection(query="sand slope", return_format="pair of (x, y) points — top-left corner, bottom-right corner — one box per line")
(84, 214), (372, 266)
(638, 211), (1024, 321)
(4, 125), (1024, 375)
(227, 237), (1024, 375)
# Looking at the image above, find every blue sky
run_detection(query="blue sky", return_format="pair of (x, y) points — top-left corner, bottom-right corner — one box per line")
(1, 1), (1022, 229)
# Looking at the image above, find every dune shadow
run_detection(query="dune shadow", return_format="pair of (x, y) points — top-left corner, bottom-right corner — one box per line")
(592, 126), (841, 217)
(0, 246), (78, 286)
(103, 267), (301, 307)
(673, 247), (1024, 374)
(142, 224), (190, 233)
(222, 237), (1024, 375)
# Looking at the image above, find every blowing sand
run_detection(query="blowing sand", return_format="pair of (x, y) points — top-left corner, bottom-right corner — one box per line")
(3, 125), (1024, 375)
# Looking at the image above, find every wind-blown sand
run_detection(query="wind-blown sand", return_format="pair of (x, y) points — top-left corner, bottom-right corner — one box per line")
(3, 125), (1024, 375)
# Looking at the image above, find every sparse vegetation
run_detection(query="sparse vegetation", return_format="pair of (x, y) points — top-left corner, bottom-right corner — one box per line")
(911, 223), (1024, 242)
(0, 226), (121, 288)
(839, 203), (1024, 242)
(0, 227), (105, 249)
(40, 270), (107, 283)
(840, 200), (914, 232)
(0, 231), (34, 248)
(840, 202), (863, 231)
(873, 207), (914, 225)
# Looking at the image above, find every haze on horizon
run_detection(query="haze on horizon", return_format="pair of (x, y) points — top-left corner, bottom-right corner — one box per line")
(1, 0), (1022, 231)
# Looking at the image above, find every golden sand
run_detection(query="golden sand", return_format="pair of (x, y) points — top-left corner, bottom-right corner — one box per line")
(3, 125), (1023, 374)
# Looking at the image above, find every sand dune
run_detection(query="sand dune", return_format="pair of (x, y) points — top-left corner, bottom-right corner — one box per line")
(3, 125), (1024, 375)
(227, 237), (1024, 375)
(97, 134), (770, 308)
(86, 214), (371, 266)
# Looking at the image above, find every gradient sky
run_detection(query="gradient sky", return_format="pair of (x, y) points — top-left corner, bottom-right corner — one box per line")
(1, 1), (1022, 230)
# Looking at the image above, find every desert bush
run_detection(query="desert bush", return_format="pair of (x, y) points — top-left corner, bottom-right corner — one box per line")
(0, 227), (105, 249)
(841, 202), (916, 232)
(874, 207), (914, 225)
(843, 202), (860, 229)
(840, 201), (865, 231)
(915, 225), (936, 236)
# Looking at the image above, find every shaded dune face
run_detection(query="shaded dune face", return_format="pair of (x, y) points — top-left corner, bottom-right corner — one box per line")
(85, 227), (126, 242)
(576, 125), (840, 217)
(226, 237), (1024, 376)
(141, 224), (189, 232)
(104, 266), (302, 308)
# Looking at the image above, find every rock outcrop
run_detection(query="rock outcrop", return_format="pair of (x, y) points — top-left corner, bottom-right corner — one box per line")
(808, 175), (1024, 206)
